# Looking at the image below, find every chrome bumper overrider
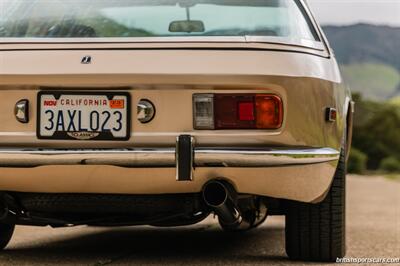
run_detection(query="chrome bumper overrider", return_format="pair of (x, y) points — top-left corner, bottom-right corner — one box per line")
(0, 147), (339, 168)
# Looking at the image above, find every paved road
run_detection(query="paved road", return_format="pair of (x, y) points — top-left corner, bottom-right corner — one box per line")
(1, 175), (399, 265)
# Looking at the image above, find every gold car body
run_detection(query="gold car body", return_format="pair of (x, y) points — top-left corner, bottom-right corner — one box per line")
(0, 2), (353, 204)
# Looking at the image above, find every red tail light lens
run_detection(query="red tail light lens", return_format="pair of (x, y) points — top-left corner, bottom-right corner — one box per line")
(214, 94), (255, 129)
(193, 93), (283, 130)
(238, 102), (255, 121)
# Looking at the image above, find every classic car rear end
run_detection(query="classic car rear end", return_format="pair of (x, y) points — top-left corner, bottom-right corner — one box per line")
(0, 0), (353, 262)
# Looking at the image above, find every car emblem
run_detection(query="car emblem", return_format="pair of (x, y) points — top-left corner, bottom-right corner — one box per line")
(81, 56), (92, 64)
(67, 132), (99, 140)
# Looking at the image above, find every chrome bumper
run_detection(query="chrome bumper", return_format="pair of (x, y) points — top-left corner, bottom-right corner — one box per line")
(0, 147), (339, 168)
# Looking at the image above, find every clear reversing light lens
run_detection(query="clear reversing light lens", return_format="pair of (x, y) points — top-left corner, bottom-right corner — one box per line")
(193, 94), (214, 129)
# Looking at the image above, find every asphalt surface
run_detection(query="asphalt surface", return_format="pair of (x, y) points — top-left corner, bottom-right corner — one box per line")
(1, 175), (399, 266)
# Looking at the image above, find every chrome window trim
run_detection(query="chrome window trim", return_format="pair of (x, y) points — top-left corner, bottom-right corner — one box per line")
(299, 0), (331, 55)
(244, 36), (325, 51)
(0, 36), (325, 51)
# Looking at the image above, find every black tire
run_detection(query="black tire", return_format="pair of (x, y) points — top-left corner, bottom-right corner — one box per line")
(0, 223), (14, 250)
(285, 148), (346, 262)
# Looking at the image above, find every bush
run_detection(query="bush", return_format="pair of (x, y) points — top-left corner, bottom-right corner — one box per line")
(379, 157), (400, 172)
(348, 148), (368, 174)
(352, 94), (400, 170)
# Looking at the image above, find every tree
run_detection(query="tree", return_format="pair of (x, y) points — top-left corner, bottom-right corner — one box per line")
(352, 95), (400, 170)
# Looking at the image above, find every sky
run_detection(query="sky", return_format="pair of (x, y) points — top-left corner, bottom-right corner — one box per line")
(307, 0), (400, 27)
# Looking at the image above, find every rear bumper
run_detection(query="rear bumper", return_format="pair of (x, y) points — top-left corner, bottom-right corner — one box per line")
(0, 147), (339, 168)
(0, 147), (339, 203)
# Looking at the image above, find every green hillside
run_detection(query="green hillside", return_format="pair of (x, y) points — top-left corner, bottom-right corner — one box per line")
(340, 63), (400, 100)
(323, 24), (400, 100)
(323, 24), (400, 71)
(389, 96), (400, 107)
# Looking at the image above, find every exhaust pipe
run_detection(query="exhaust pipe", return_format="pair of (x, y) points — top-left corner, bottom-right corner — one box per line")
(202, 180), (251, 230)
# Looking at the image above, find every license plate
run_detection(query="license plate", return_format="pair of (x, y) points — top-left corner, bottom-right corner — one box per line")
(37, 91), (130, 141)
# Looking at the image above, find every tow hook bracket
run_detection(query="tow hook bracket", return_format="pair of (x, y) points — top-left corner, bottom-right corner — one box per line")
(176, 135), (194, 181)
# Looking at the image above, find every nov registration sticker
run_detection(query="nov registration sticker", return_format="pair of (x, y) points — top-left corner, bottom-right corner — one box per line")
(37, 91), (131, 141)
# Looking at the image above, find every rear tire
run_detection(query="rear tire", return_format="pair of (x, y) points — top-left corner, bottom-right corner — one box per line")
(0, 223), (14, 250)
(285, 148), (346, 262)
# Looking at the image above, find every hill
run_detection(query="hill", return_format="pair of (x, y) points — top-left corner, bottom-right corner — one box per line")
(322, 24), (400, 71)
(322, 24), (400, 100)
(390, 96), (400, 108)
(340, 63), (400, 100)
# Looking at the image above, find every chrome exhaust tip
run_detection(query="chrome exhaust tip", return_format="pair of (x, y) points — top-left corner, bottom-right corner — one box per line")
(202, 180), (251, 230)
(203, 181), (229, 208)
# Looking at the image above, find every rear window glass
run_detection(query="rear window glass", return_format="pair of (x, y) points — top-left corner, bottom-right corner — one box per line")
(0, 0), (319, 41)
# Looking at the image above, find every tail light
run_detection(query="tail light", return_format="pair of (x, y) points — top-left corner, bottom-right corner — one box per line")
(193, 94), (214, 129)
(193, 94), (283, 130)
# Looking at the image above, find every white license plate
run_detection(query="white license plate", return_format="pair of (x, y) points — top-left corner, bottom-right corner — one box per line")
(37, 92), (130, 141)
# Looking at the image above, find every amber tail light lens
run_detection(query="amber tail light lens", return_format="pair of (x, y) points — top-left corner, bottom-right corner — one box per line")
(193, 94), (283, 130)
(255, 95), (283, 129)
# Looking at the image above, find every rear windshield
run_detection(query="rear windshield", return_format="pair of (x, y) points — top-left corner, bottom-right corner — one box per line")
(0, 0), (319, 42)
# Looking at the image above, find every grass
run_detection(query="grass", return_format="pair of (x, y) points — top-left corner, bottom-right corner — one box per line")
(389, 96), (400, 106)
(341, 63), (400, 100)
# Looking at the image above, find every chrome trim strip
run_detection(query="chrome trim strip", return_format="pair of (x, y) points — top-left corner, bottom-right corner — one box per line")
(191, 137), (195, 178)
(0, 147), (339, 168)
(195, 148), (339, 167)
(0, 36), (324, 51)
(175, 138), (180, 178)
(299, 0), (331, 56)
